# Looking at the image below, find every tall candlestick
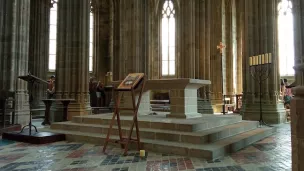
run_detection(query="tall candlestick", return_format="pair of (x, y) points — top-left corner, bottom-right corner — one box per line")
(258, 55), (262, 65)
(265, 53), (269, 63)
(255, 56), (258, 65)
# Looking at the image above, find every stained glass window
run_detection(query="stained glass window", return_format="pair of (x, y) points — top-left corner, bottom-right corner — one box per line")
(161, 0), (175, 76)
(278, 0), (294, 76)
(48, 4), (94, 72)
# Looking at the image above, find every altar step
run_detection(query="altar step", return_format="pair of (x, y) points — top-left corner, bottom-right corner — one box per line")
(47, 126), (274, 160)
(71, 114), (243, 132)
(51, 121), (259, 145)
(47, 114), (275, 160)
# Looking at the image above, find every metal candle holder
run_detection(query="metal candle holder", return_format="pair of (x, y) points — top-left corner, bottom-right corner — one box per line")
(249, 53), (273, 127)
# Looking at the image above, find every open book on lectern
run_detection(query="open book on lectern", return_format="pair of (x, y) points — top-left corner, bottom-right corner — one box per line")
(117, 73), (145, 90)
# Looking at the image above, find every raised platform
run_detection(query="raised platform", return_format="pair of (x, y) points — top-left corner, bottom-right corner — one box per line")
(2, 130), (65, 144)
(46, 113), (275, 160)
(0, 124), (21, 135)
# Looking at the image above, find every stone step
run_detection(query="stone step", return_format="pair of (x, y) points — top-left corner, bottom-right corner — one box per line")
(44, 127), (275, 160)
(71, 114), (243, 132)
(51, 121), (258, 144)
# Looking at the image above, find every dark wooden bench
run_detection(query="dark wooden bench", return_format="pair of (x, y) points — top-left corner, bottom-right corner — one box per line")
(0, 91), (16, 128)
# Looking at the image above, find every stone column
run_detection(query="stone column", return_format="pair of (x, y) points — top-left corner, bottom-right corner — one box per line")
(116, 0), (148, 80)
(197, 0), (213, 114)
(291, 87), (304, 171)
(223, 0), (234, 96)
(210, 0), (224, 112)
(293, 0), (304, 85)
(55, 0), (91, 120)
(28, 0), (50, 115)
(235, 0), (244, 94)
(0, 0), (31, 126)
(242, 0), (285, 124)
(92, 0), (111, 83)
(290, 0), (304, 170)
(179, 0), (196, 78)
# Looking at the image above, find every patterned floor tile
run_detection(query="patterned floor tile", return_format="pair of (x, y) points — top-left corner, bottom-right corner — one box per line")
(0, 124), (291, 171)
(0, 139), (15, 147)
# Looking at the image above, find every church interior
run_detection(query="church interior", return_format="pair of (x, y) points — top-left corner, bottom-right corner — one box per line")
(0, 0), (303, 170)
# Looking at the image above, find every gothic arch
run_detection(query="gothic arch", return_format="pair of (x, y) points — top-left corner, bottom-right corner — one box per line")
(155, 0), (180, 17)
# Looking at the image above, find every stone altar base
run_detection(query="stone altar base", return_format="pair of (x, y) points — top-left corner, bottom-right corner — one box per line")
(46, 113), (275, 160)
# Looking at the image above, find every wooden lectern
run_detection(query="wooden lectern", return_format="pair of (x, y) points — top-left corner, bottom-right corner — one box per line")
(18, 72), (48, 135)
(103, 73), (146, 155)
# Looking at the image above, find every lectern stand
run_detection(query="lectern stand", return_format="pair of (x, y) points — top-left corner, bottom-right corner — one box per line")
(18, 73), (48, 135)
(2, 72), (65, 144)
(103, 73), (146, 155)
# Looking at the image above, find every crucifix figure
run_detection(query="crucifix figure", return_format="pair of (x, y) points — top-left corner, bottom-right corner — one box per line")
(217, 42), (226, 54)
(217, 42), (226, 114)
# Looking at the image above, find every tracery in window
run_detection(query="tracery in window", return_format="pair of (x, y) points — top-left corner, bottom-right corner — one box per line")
(278, 0), (294, 76)
(161, 0), (175, 76)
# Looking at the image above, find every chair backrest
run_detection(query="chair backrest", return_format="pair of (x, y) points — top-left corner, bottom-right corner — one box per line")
(0, 90), (15, 126)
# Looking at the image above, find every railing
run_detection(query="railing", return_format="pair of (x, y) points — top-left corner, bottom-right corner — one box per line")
(150, 99), (170, 112)
(222, 94), (243, 114)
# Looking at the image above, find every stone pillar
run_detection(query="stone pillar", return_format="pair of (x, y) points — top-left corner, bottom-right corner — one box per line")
(0, 0), (31, 126)
(210, 0), (224, 112)
(179, 0), (196, 78)
(55, 0), (91, 120)
(116, 0), (148, 80)
(223, 0), (234, 96)
(291, 87), (304, 171)
(28, 0), (50, 115)
(235, 0), (244, 94)
(197, 0), (213, 114)
(290, 0), (304, 170)
(242, 0), (285, 124)
(92, 0), (111, 83)
(293, 0), (304, 85)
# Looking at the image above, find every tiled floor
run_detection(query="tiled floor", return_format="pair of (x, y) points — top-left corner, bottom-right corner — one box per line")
(0, 123), (291, 171)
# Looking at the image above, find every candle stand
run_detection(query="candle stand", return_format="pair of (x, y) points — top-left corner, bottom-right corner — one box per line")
(249, 53), (273, 127)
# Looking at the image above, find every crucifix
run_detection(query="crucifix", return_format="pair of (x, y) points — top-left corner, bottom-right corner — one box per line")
(217, 42), (226, 54)
(217, 42), (226, 114)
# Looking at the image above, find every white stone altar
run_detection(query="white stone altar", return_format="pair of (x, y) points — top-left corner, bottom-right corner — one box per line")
(114, 79), (211, 119)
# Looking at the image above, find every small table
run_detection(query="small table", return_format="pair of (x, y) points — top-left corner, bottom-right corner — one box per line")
(41, 99), (75, 125)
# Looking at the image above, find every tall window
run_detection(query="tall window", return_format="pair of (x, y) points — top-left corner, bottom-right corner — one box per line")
(48, 4), (94, 72)
(49, 3), (57, 71)
(161, 0), (176, 76)
(278, 0), (294, 76)
(89, 13), (93, 72)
